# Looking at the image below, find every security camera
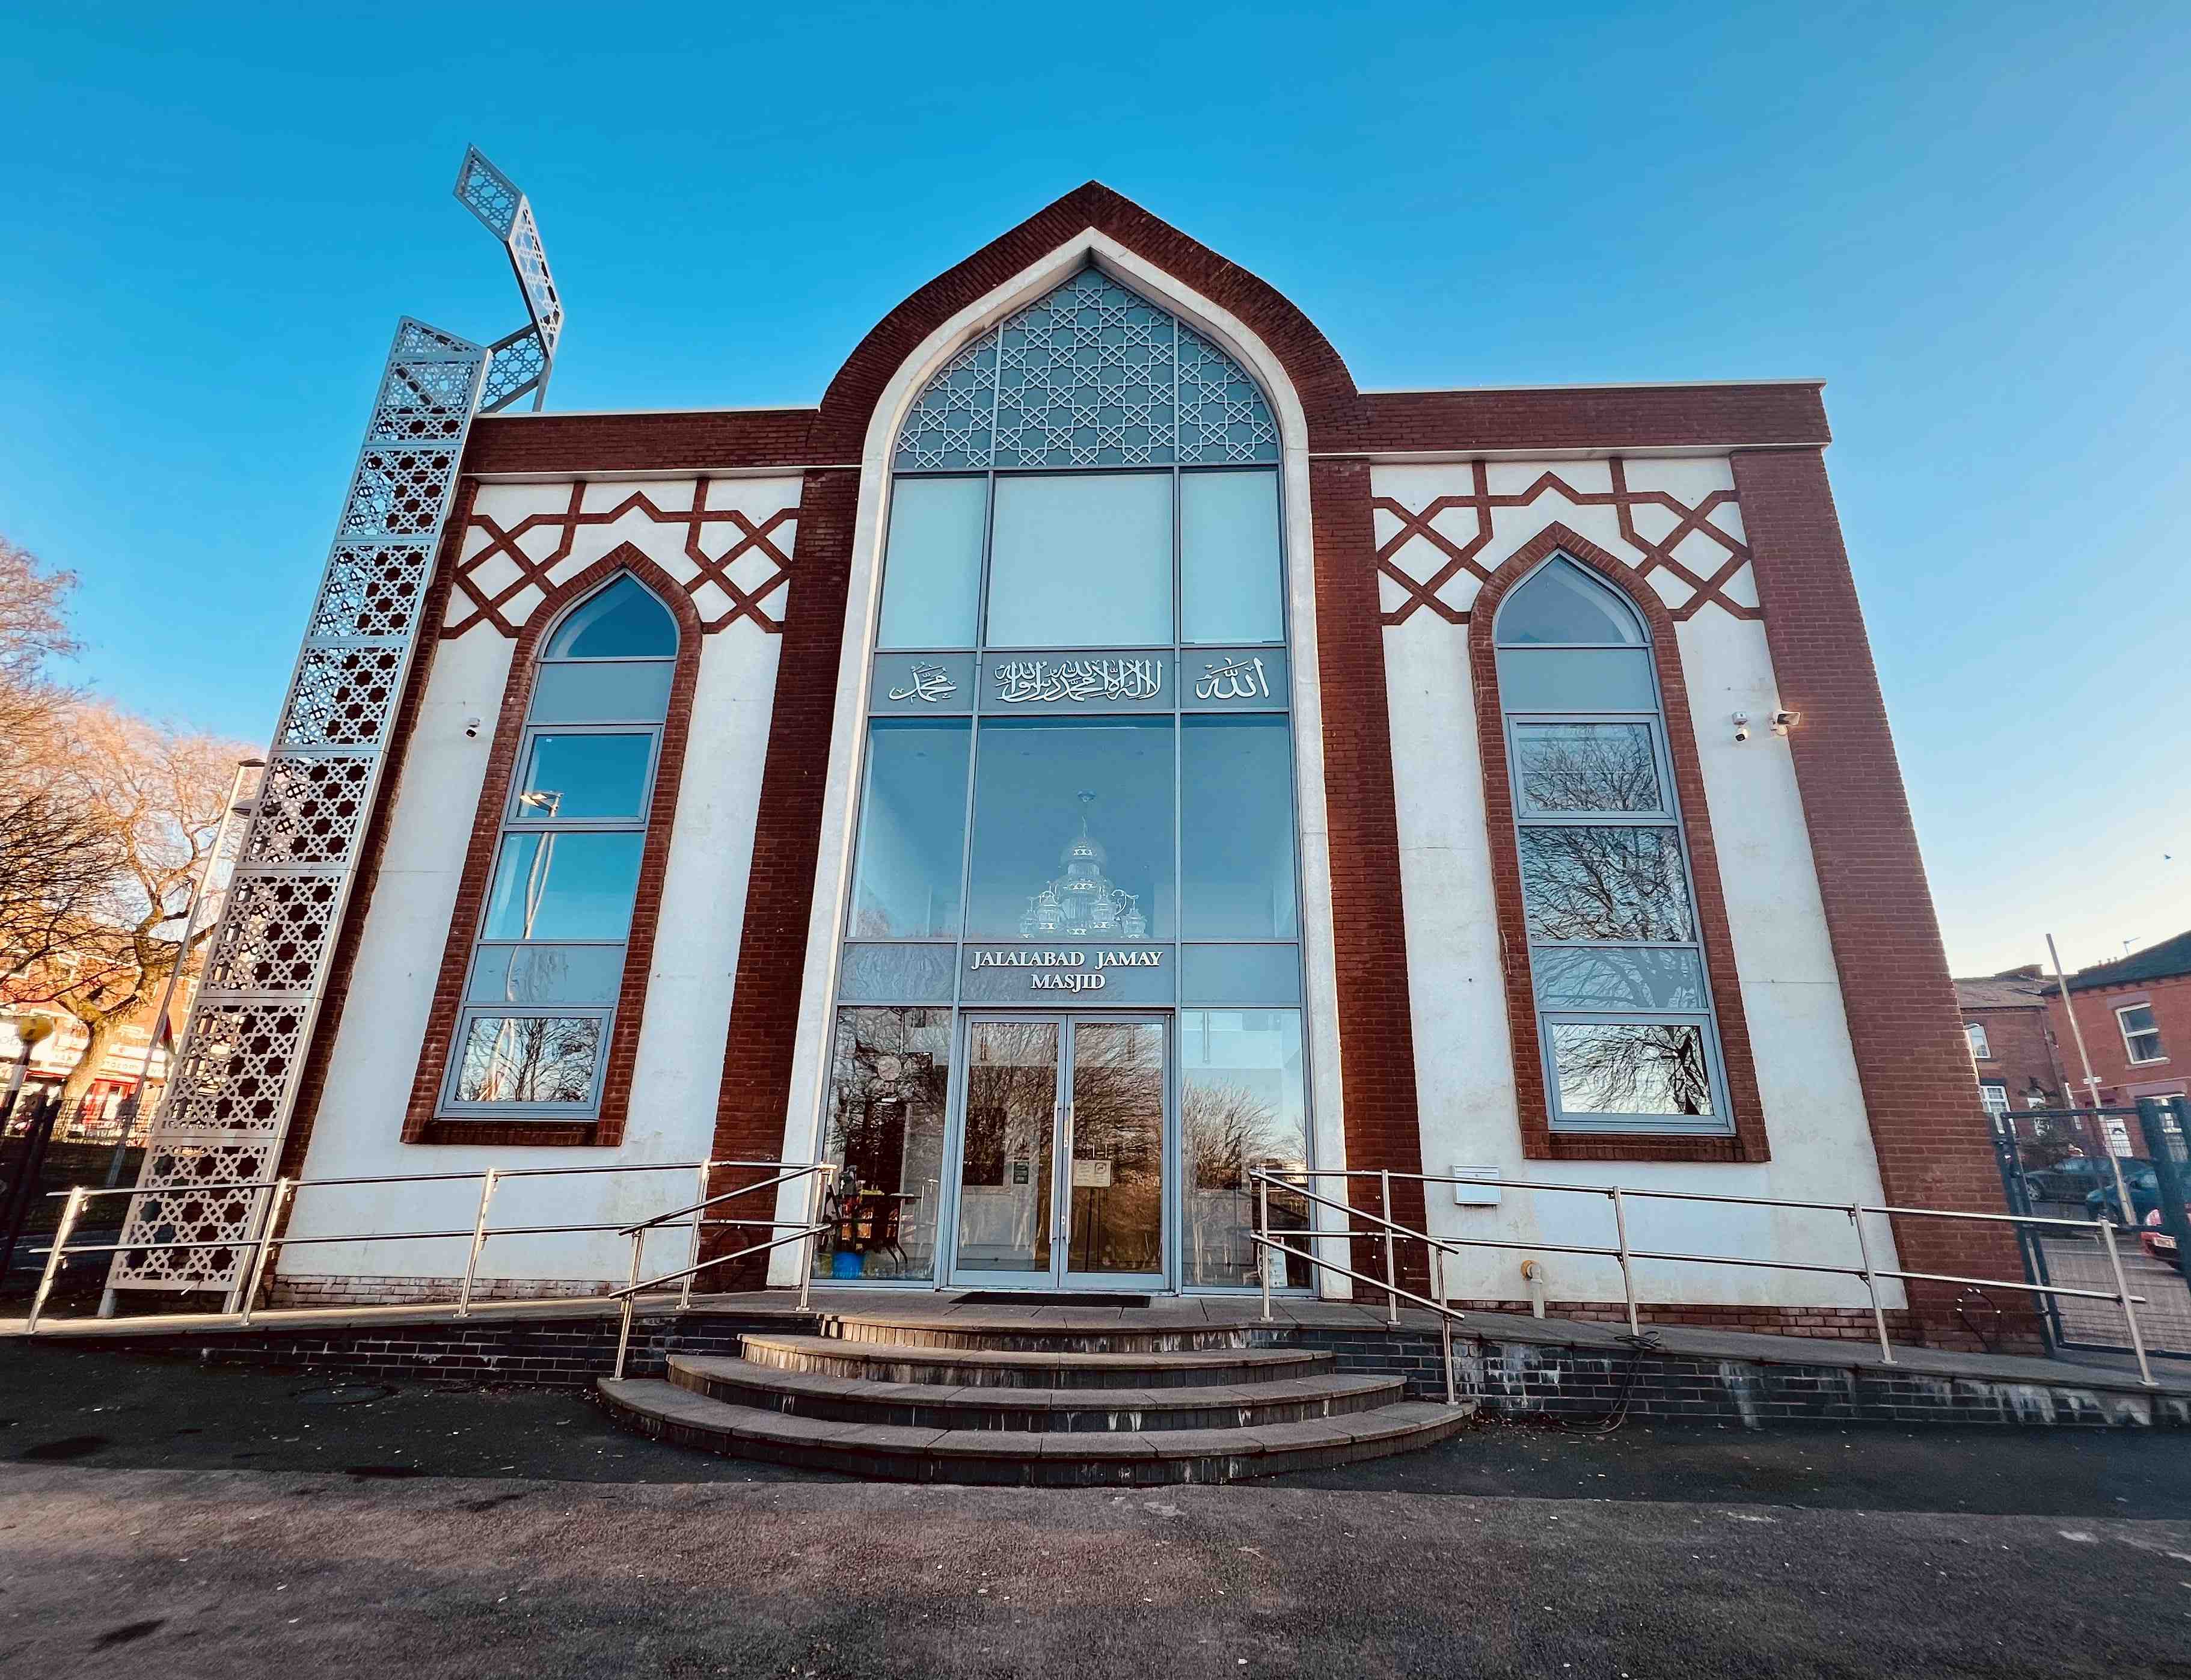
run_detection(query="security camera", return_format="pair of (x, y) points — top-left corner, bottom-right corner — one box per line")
(464, 716), (483, 740)
(1771, 709), (1801, 735)
(1732, 712), (1751, 744)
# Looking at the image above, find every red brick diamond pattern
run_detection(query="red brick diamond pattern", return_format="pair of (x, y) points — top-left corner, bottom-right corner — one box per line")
(447, 479), (799, 637)
(1373, 459), (1760, 627)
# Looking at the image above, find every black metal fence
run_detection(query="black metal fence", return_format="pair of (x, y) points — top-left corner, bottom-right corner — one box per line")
(1991, 1098), (2191, 1358)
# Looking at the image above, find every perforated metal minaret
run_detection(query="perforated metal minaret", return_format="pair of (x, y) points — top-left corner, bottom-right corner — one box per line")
(104, 150), (563, 1308)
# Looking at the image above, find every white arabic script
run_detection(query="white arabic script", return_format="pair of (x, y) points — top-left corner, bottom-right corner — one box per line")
(992, 657), (1165, 705)
(1195, 655), (1272, 702)
(886, 661), (959, 704)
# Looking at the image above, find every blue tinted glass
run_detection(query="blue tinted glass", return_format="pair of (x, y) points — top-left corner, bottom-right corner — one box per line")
(1530, 946), (1706, 1012)
(1495, 648), (1655, 712)
(529, 660), (673, 723)
(1181, 716), (1298, 939)
(880, 477), (986, 649)
(848, 720), (971, 939)
(1181, 470), (1282, 643)
(483, 832), (644, 941)
(1496, 559), (1644, 646)
(987, 474), (1172, 648)
(1180, 944), (1301, 1004)
(966, 718), (1174, 940)
(512, 732), (652, 821)
(467, 944), (627, 1005)
(545, 577), (677, 659)
(835, 943), (957, 1003)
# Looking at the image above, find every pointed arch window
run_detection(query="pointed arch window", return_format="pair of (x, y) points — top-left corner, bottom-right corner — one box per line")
(443, 575), (676, 1116)
(1495, 557), (1734, 1133)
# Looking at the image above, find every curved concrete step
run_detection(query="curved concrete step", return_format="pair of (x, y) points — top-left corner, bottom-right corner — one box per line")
(598, 1376), (1474, 1485)
(671, 1354), (1403, 1432)
(823, 1311), (1270, 1355)
(740, 1332), (1332, 1390)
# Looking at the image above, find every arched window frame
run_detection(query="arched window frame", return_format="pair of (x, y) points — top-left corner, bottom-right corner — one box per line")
(1468, 525), (1771, 1163)
(406, 547), (702, 1147)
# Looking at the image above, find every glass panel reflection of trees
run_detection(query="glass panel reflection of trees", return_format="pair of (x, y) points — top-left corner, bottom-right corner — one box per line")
(817, 1008), (952, 1281)
(1497, 558), (1730, 1131)
(1183, 1010), (1310, 1287)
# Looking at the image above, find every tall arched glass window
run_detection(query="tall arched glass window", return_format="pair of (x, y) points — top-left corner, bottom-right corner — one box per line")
(821, 263), (1312, 1289)
(1495, 556), (1733, 1133)
(444, 575), (676, 1116)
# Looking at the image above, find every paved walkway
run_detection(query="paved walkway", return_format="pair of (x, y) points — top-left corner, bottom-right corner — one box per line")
(5, 1342), (2189, 1678)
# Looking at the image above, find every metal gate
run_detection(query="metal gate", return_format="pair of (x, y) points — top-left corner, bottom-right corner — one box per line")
(1992, 1099), (2191, 1358)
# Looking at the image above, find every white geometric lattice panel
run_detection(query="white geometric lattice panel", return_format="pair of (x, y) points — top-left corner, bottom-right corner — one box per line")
(1178, 323), (1281, 464)
(109, 1142), (276, 1289)
(277, 645), (408, 750)
(893, 263), (1278, 473)
(239, 754), (377, 867)
(156, 999), (313, 1131)
(200, 874), (344, 995)
(307, 542), (434, 640)
(894, 337), (997, 471)
(342, 446), (463, 538)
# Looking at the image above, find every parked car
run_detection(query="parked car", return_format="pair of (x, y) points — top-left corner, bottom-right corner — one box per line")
(2024, 1154), (2148, 1206)
(2082, 1159), (2158, 1221)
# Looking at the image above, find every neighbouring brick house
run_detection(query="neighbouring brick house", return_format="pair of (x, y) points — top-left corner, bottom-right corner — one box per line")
(2043, 931), (2191, 1109)
(1955, 967), (2070, 1117)
(114, 175), (2021, 1350)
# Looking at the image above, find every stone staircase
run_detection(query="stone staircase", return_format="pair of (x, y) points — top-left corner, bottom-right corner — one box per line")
(596, 1307), (1472, 1485)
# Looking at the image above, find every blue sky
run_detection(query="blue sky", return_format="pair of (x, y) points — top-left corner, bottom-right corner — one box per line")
(3, 2), (2187, 978)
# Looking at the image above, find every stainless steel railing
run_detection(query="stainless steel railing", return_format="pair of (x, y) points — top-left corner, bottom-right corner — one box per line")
(1251, 1167), (2162, 1389)
(19, 1156), (833, 1340)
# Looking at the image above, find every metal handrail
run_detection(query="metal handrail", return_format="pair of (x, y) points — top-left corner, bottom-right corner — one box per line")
(1251, 1165), (2162, 1388)
(19, 1155), (833, 1336)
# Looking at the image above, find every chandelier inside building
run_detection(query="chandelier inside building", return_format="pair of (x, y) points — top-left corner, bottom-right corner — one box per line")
(1019, 793), (1148, 940)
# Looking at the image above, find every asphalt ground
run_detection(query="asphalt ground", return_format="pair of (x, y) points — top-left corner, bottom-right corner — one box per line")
(5, 1344), (2190, 1679)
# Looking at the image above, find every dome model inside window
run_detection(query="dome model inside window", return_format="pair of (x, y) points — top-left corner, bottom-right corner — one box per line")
(1019, 792), (1148, 940)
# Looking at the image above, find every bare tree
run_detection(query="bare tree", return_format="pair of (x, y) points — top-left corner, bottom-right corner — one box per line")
(16, 704), (249, 1102)
(0, 541), (128, 989)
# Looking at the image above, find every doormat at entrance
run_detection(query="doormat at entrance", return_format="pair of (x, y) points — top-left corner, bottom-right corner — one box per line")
(952, 1292), (1153, 1307)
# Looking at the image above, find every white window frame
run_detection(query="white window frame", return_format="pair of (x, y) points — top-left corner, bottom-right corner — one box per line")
(1978, 1080), (2009, 1118)
(1964, 1021), (1992, 1061)
(2117, 1002), (2166, 1066)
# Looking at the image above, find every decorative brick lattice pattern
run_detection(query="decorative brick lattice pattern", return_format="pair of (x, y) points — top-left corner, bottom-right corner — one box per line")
(446, 479), (800, 637)
(1373, 458), (1757, 628)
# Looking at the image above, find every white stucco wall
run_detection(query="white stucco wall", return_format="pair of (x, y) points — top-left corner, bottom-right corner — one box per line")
(1374, 455), (1902, 1310)
(280, 476), (794, 1291)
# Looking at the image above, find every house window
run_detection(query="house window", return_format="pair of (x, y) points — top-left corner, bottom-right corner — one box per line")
(1495, 556), (1732, 1133)
(442, 575), (676, 1117)
(1965, 1022), (1992, 1061)
(1979, 1081), (2009, 1119)
(2118, 1003), (2165, 1065)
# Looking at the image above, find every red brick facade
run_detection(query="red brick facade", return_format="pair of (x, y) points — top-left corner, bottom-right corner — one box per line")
(1956, 972), (2068, 1115)
(1730, 450), (2033, 1346)
(2047, 972), (2191, 1107)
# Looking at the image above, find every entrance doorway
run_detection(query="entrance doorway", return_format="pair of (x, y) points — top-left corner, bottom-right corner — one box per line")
(948, 1014), (1168, 1290)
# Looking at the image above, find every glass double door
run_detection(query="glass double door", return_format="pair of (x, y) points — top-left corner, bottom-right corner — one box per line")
(949, 1015), (1168, 1289)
